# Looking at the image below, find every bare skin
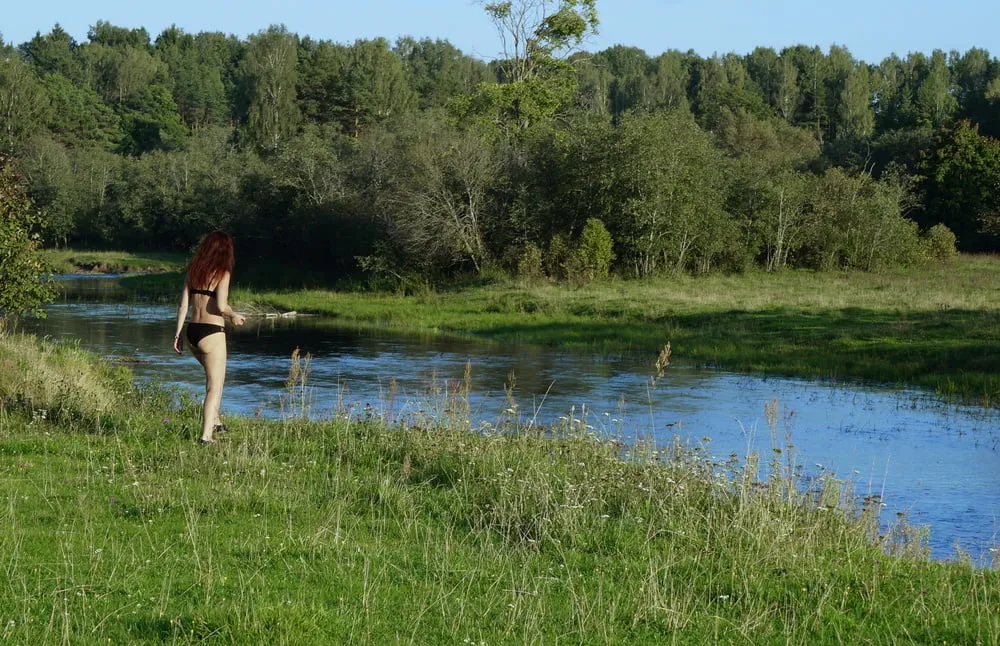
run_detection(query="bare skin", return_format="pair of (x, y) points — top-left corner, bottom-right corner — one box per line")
(173, 271), (246, 443)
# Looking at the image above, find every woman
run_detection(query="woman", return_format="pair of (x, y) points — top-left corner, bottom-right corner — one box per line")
(172, 231), (247, 444)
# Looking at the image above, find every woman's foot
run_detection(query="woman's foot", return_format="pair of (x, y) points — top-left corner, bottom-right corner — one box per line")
(198, 438), (216, 445)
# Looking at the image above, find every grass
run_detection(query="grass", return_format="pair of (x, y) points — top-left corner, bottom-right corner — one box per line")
(0, 333), (136, 417)
(0, 333), (998, 644)
(41, 249), (187, 275)
(124, 254), (1000, 405)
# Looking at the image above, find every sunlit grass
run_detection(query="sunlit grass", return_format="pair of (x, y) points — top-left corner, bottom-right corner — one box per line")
(41, 249), (187, 275)
(0, 334), (997, 644)
(0, 333), (136, 418)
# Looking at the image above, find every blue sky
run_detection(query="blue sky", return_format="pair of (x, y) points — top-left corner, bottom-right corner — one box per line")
(2, 0), (998, 64)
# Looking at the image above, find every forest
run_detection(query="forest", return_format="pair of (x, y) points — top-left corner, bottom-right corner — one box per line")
(2, 0), (1000, 281)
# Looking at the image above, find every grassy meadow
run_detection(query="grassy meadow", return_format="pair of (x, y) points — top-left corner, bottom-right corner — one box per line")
(0, 333), (998, 644)
(123, 253), (1000, 405)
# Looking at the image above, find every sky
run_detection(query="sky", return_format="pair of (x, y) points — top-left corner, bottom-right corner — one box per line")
(2, 0), (999, 65)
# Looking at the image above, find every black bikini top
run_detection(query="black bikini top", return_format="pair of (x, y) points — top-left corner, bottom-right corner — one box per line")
(189, 287), (216, 297)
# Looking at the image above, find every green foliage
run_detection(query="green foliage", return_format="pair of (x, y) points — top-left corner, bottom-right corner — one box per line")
(117, 84), (188, 155)
(155, 26), (230, 129)
(19, 24), (85, 83)
(395, 37), (490, 110)
(239, 26), (300, 151)
(604, 111), (731, 275)
(922, 223), (958, 262)
(836, 63), (875, 139)
(514, 240), (544, 280)
(332, 38), (416, 135)
(0, 154), (56, 324)
(796, 169), (925, 271)
(40, 74), (122, 150)
(297, 37), (416, 137)
(457, 0), (597, 134)
(380, 116), (499, 273)
(453, 69), (577, 134)
(0, 58), (50, 153)
(483, 0), (598, 71)
(87, 21), (151, 49)
(915, 50), (958, 127)
(544, 232), (572, 279)
(574, 217), (614, 280)
(17, 134), (76, 246)
(921, 120), (1000, 251)
(4, 17), (1000, 275)
(81, 40), (166, 105)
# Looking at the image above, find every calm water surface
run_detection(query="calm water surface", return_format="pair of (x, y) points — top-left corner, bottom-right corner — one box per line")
(27, 276), (1000, 563)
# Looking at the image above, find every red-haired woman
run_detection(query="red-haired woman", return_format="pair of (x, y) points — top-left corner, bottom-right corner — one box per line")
(172, 231), (247, 444)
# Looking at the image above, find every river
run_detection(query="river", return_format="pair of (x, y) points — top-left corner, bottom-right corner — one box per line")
(25, 275), (1000, 564)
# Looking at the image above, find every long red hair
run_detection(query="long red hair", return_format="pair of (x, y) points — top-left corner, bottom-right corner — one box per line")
(186, 231), (235, 290)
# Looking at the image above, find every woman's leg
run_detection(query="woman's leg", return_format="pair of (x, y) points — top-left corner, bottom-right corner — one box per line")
(191, 332), (227, 442)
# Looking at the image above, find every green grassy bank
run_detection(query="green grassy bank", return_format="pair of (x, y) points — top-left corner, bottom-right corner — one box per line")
(0, 333), (997, 644)
(125, 254), (1000, 405)
(42, 249), (187, 275)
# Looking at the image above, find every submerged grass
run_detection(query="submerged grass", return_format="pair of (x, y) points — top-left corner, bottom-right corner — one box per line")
(0, 333), (998, 644)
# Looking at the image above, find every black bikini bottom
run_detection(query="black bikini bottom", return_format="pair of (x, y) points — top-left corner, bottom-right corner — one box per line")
(186, 322), (226, 346)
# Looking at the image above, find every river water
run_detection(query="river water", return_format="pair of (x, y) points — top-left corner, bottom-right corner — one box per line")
(25, 275), (1000, 563)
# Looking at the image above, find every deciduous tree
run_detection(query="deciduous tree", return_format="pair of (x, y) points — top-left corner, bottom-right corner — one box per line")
(0, 153), (56, 325)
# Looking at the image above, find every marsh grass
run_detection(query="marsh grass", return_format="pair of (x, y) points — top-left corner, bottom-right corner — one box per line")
(0, 333), (998, 644)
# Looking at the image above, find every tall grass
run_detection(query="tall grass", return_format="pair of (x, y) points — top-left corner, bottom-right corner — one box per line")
(0, 334), (997, 643)
(0, 333), (135, 420)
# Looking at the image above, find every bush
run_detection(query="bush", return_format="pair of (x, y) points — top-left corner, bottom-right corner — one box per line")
(545, 233), (573, 279)
(922, 223), (958, 263)
(574, 218), (615, 281)
(515, 242), (544, 281)
(0, 153), (56, 328)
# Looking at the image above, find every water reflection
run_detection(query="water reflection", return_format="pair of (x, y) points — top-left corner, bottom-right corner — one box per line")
(24, 277), (1000, 563)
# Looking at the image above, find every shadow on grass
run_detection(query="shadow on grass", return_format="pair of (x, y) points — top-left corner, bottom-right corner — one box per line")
(126, 614), (228, 642)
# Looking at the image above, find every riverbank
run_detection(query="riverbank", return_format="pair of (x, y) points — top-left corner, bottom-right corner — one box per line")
(124, 254), (1000, 405)
(0, 333), (996, 644)
(41, 249), (187, 275)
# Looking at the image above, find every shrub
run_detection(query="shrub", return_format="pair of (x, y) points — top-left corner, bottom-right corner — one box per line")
(545, 233), (573, 279)
(515, 242), (544, 281)
(922, 223), (958, 263)
(574, 218), (615, 281)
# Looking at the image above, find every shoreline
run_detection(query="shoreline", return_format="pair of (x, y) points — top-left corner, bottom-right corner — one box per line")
(0, 331), (996, 643)
(69, 251), (1000, 406)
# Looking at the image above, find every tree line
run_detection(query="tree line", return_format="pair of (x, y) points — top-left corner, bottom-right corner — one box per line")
(1, 3), (997, 281)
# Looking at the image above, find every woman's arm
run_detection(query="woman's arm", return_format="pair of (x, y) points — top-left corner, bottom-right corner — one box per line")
(214, 272), (246, 326)
(173, 282), (190, 354)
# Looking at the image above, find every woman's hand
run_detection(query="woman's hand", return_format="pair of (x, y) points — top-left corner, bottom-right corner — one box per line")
(173, 334), (183, 354)
(231, 313), (247, 326)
